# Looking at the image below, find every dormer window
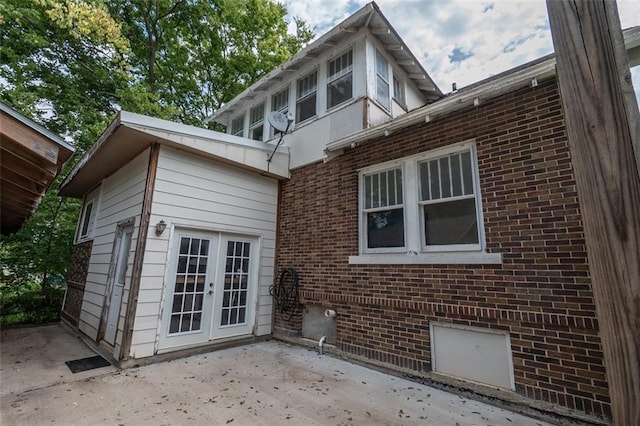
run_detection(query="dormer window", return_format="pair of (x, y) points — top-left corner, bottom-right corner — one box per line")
(231, 115), (244, 137)
(327, 49), (353, 109)
(271, 87), (289, 137)
(296, 70), (317, 123)
(249, 102), (265, 141)
(375, 50), (390, 110)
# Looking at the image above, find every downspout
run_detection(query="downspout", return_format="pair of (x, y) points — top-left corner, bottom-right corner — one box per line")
(120, 143), (160, 363)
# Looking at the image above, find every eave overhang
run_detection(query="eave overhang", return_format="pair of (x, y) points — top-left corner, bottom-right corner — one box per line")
(210, 1), (442, 125)
(59, 111), (289, 198)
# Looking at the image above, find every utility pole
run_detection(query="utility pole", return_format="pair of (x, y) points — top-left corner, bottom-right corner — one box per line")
(546, 1), (640, 424)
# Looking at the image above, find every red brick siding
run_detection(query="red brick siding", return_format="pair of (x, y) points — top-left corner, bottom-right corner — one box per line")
(274, 78), (609, 418)
(62, 240), (93, 325)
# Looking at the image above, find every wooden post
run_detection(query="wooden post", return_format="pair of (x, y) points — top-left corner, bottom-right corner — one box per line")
(546, 1), (640, 424)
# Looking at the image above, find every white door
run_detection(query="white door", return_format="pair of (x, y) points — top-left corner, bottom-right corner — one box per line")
(104, 224), (133, 345)
(211, 236), (258, 339)
(159, 232), (258, 350)
(158, 231), (219, 350)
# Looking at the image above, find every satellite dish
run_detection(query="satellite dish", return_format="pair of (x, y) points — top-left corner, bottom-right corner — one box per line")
(267, 111), (290, 133)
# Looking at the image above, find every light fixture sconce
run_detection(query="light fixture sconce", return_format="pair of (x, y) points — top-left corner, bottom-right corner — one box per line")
(155, 219), (167, 236)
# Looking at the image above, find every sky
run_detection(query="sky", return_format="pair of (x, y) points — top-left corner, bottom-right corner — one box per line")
(283, 0), (640, 98)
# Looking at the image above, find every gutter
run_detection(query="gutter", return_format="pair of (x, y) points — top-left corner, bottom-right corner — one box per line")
(326, 57), (557, 152)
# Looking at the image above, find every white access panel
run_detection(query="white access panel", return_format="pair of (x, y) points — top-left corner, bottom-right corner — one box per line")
(430, 322), (515, 390)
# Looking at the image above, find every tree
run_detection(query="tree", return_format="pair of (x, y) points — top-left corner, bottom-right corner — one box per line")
(0, 0), (313, 289)
(107, 0), (313, 125)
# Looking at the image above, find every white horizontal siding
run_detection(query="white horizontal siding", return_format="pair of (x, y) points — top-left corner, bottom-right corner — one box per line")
(130, 146), (279, 357)
(77, 149), (149, 347)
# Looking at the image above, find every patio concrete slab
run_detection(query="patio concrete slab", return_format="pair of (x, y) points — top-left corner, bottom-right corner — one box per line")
(1, 324), (552, 425)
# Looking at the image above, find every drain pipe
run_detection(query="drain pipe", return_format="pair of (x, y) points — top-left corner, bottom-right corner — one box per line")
(318, 336), (326, 355)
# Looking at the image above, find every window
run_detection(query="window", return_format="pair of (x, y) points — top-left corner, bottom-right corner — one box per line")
(393, 75), (405, 106)
(231, 115), (244, 137)
(296, 70), (317, 123)
(356, 142), (495, 264)
(375, 50), (390, 109)
(362, 167), (405, 250)
(271, 87), (289, 137)
(249, 102), (265, 141)
(327, 49), (353, 109)
(419, 150), (479, 249)
(79, 201), (93, 238)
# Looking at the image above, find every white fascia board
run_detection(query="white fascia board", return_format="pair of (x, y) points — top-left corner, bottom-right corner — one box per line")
(121, 112), (289, 178)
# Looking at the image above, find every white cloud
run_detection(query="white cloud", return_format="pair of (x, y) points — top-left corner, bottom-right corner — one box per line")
(283, 0), (640, 101)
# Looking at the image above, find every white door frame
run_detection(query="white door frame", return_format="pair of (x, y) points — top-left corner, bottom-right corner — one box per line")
(157, 227), (260, 352)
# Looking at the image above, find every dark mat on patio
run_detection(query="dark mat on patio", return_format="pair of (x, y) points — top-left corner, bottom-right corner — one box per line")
(65, 355), (111, 373)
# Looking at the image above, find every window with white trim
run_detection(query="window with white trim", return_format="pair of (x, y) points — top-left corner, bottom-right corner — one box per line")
(359, 143), (486, 257)
(418, 149), (480, 250)
(271, 87), (289, 137)
(375, 50), (390, 109)
(231, 115), (244, 137)
(362, 167), (405, 250)
(249, 102), (265, 141)
(327, 49), (353, 109)
(296, 70), (317, 123)
(393, 75), (405, 107)
(79, 201), (93, 239)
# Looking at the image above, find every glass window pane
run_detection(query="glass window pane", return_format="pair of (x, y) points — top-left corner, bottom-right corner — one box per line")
(177, 256), (187, 274)
(191, 313), (201, 330)
(429, 159), (440, 200)
(376, 76), (389, 109)
(221, 309), (229, 326)
(238, 307), (246, 323)
(367, 208), (404, 248)
(172, 295), (182, 313)
(183, 294), (194, 312)
(419, 162), (430, 200)
(179, 238), (190, 254)
(296, 94), (316, 122)
(461, 151), (474, 195)
(170, 315), (180, 333)
(327, 73), (352, 108)
(451, 154), (463, 196)
(395, 169), (403, 204)
(200, 239), (209, 255)
(424, 198), (479, 245)
(364, 175), (372, 209)
(227, 241), (234, 256)
(440, 157), (451, 198)
(243, 243), (250, 256)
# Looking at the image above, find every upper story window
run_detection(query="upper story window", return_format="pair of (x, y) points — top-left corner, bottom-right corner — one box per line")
(296, 70), (317, 123)
(77, 188), (99, 242)
(375, 50), (390, 110)
(358, 142), (487, 259)
(249, 102), (265, 141)
(271, 87), (289, 137)
(393, 75), (405, 107)
(231, 115), (244, 137)
(327, 49), (353, 109)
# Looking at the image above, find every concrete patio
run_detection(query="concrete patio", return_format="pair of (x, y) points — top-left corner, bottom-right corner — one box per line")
(0, 324), (552, 425)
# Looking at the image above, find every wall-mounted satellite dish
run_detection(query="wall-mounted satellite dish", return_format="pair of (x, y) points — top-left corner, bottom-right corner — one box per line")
(266, 111), (293, 163)
(267, 111), (290, 134)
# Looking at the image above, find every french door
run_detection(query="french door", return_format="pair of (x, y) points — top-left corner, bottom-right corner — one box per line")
(158, 230), (257, 351)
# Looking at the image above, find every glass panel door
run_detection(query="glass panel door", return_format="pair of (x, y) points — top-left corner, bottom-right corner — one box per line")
(212, 236), (257, 339)
(158, 231), (218, 350)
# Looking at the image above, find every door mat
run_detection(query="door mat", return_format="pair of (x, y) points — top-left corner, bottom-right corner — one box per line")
(65, 355), (111, 373)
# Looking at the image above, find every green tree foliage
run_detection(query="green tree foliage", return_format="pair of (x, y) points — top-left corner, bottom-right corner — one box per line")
(108, 0), (313, 124)
(0, 0), (312, 292)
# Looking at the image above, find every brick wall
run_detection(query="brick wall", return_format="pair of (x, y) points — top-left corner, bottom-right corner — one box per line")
(62, 240), (93, 325)
(274, 77), (610, 419)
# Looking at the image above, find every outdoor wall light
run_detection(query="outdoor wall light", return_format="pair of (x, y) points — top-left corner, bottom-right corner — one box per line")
(155, 220), (167, 236)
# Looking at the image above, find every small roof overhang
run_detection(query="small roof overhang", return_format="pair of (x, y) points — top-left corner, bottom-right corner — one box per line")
(1, 102), (75, 235)
(210, 1), (442, 125)
(59, 111), (289, 198)
(326, 25), (640, 154)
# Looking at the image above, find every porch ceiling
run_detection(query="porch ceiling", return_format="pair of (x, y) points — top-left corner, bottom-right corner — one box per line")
(0, 103), (74, 235)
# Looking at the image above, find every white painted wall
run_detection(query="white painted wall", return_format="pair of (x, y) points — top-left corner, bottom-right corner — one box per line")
(77, 149), (149, 358)
(129, 145), (279, 359)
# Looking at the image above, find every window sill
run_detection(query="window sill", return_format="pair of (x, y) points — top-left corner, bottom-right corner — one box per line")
(348, 251), (502, 265)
